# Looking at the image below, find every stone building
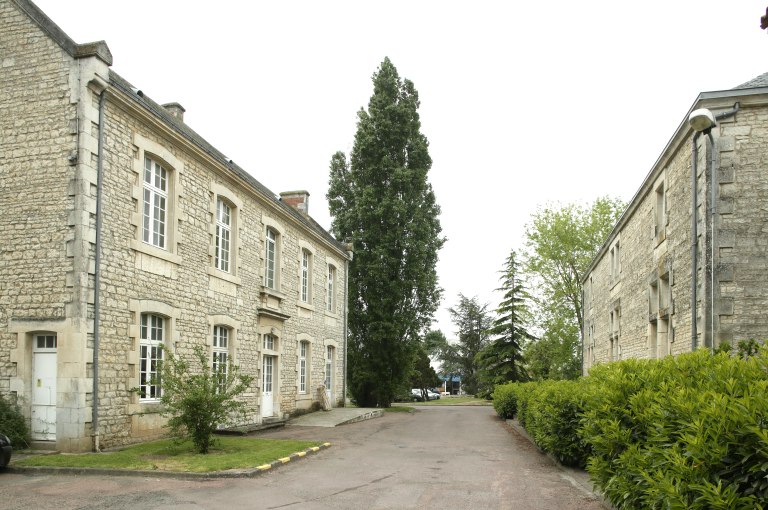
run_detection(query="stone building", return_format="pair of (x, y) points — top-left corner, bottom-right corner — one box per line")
(582, 72), (768, 373)
(1, 0), (351, 452)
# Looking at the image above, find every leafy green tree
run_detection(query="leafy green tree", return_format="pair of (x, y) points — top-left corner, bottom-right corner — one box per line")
(158, 345), (253, 454)
(410, 346), (441, 400)
(447, 294), (493, 395)
(524, 308), (581, 380)
(423, 329), (449, 358)
(425, 329), (463, 394)
(327, 57), (444, 408)
(476, 251), (533, 392)
(523, 197), (624, 378)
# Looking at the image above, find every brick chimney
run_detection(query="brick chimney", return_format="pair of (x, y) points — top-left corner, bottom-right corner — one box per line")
(162, 102), (185, 122)
(280, 190), (310, 216)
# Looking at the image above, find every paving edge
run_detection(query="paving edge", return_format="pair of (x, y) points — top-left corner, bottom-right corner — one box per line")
(337, 409), (383, 425)
(504, 420), (614, 510)
(5, 442), (332, 480)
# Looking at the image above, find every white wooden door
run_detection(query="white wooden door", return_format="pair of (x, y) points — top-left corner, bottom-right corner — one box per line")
(32, 335), (57, 441)
(262, 355), (274, 417)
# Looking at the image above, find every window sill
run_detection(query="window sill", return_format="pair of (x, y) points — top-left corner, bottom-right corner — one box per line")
(128, 400), (163, 414)
(324, 310), (340, 320)
(261, 286), (287, 301)
(130, 239), (181, 265)
(297, 302), (315, 312)
(208, 267), (242, 286)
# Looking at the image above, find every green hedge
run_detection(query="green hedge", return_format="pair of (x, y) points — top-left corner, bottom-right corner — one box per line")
(491, 382), (518, 419)
(582, 348), (768, 509)
(492, 348), (768, 509)
(492, 380), (589, 467)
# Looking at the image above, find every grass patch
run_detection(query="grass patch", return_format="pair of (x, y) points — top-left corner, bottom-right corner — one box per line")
(14, 437), (321, 473)
(385, 406), (414, 412)
(409, 396), (491, 406)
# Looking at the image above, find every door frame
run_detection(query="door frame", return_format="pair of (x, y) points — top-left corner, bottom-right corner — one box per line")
(31, 333), (58, 441)
(262, 354), (276, 417)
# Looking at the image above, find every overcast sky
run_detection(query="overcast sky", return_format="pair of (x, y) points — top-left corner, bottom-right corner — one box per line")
(34, 0), (768, 339)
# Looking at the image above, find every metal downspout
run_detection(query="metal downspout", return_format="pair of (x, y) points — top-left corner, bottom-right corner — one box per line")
(342, 247), (352, 407)
(707, 130), (716, 351)
(691, 131), (701, 351)
(92, 90), (106, 451)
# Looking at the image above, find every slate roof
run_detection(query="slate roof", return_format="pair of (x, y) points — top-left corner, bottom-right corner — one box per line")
(11, 0), (347, 256)
(109, 69), (348, 254)
(734, 71), (768, 90)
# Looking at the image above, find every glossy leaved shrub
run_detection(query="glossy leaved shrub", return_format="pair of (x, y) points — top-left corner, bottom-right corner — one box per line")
(492, 347), (768, 508)
(494, 380), (589, 467)
(581, 348), (768, 509)
(491, 382), (519, 419)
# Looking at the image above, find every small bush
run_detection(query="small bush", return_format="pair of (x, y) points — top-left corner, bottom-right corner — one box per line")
(0, 394), (31, 449)
(158, 344), (253, 454)
(491, 382), (519, 419)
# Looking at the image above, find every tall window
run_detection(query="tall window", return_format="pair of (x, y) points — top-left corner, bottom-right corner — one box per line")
(140, 313), (164, 400)
(212, 326), (229, 391)
(263, 333), (275, 351)
(583, 322), (595, 371)
(325, 345), (334, 389)
(610, 241), (621, 283)
(299, 341), (308, 394)
(609, 305), (620, 361)
(301, 250), (311, 303)
(655, 181), (667, 240)
(142, 157), (168, 249)
(649, 274), (671, 358)
(265, 228), (277, 289)
(215, 199), (231, 272)
(327, 265), (336, 312)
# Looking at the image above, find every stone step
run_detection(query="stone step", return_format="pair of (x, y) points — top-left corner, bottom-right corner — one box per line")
(215, 418), (288, 436)
(29, 440), (57, 451)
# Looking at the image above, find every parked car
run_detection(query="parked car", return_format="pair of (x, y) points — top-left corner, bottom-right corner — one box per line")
(410, 388), (441, 401)
(0, 434), (11, 468)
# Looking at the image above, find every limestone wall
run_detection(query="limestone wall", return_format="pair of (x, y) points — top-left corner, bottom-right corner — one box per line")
(1, 0), (348, 452)
(93, 93), (347, 448)
(584, 100), (768, 372)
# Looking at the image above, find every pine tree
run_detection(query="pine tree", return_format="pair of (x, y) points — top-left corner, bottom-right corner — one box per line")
(327, 57), (443, 408)
(476, 251), (533, 393)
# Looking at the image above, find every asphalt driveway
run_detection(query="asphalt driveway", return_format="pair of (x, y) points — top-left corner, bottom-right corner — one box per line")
(0, 406), (605, 509)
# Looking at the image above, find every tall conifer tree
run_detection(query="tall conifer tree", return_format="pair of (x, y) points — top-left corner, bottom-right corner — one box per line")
(327, 58), (443, 407)
(476, 251), (533, 392)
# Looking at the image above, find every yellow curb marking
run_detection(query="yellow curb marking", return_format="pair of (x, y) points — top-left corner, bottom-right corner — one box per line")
(279, 457), (291, 464)
(310, 447), (320, 452)
(257, 464), (272, 470)
(296, 451), (306, 457)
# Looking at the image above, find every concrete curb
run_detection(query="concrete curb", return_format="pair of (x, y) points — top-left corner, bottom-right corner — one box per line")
(336, 409), (383, 425)
(6, 442), (332, 480)
(504, 420), (614, 510)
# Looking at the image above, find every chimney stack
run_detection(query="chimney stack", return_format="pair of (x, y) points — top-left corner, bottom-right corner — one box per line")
(280, 190), (310, 216)
(162, 102), (185, 122)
